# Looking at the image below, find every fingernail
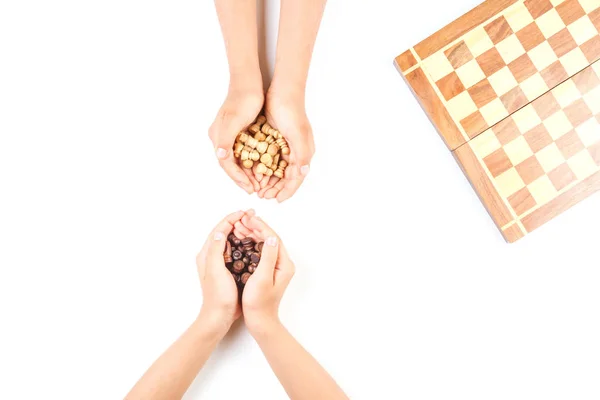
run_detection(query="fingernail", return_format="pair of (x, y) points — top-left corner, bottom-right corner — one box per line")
(300, 165), (310, 176)
(214, 232), (224, 241)
(266, 236), (277, 247)
(216, 148), (228, 159)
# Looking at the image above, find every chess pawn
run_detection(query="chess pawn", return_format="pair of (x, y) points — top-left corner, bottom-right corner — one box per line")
(242, 159), (254, 169)
(246, 137), (258, 149)
(262, 123), (278, 136)
(279, 160), (288, 168)
(250, 150), (260, 161)
(241, 149), (250, 161)
(274, 168), (284, 179)
(255, 115), (267, 126)
(233, 142), (244, 158)
(255, 163), (268, 175)
(260, 153), (273, 167)
(254, 132), (267, 142)
(249, 124), (261, 134)
(237, 132), (249, 144)
(264, 168), (273, 177)
(267, 143), (279, 156)
(256, 141), (268, 154)
(265, 135), (275, 144)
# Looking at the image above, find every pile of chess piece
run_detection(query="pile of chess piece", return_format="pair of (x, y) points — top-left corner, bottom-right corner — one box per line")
(233, 115), (289, 179)
(223, 233), (263, 289)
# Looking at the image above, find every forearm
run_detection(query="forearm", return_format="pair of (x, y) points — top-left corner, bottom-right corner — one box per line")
(125, 312), (226, 400)
(253, 320), (347, 400)
(214, 0), (262, 91)
(271, 0), (327, 99)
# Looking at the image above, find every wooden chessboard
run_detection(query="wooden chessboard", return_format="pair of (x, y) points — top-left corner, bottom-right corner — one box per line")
(396, 0), (600, 242)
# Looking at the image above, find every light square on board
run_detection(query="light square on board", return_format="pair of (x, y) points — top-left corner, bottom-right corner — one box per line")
(579, 0), (600, 13)
(568, 149), (599, 179)
(513, 104), (543, 132)
(529, 41), (559, 70)
(464, 26), (495, 57)
(480, 98), (510, 125)
(527, 175), (558, 205)
(505, 2), (535, 32)
(456, 59), (487, 88)
(537, 8), (567, 38)
(496, 34), (527, 63)
(422, 52), (455, 82)
(521, 72), (550, 100)
(488, 66), (519, 95)
(575, 117), (600, 145)
(560, 47), (592, 75)
(544, 110), (575, 139)
(504, 135), (535, 165)
(583, 84), (600, 112)
(495, 167), (526, 198)
(446, 91), (478, 121)
(536, 142), (566, 171)
(470, 129), (502, 159)
(568, 15), (599, 45)
(553, 79), (583, 107)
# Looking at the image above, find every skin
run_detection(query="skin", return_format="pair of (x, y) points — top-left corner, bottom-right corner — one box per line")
(125, 210), (347, 399)
(210, 0), (327, 201)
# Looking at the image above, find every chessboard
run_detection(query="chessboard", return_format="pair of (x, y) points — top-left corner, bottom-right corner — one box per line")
(395, 0), (600, 242)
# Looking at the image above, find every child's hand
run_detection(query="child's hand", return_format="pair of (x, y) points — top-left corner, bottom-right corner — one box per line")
(239, 215), (295, 335)
(196, 211), (246, 336)
(209, 89), (264, 194)
(258, 90), (315, 202)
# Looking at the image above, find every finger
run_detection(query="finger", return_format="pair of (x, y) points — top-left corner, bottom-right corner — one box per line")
(252, 163), (264, 185)
(234, 220), (253, 238)
(276, 167), (304, 203)
(249, 227), (279, 281)
(259, 177), (279, 198)
(198, 211), (244, 275)
(219, 157), (253, 194)
(242, 167), (260, 193)
(265, 180), (285, 200)
(274, 240), (295, 287)
(211, 115), (254, 193)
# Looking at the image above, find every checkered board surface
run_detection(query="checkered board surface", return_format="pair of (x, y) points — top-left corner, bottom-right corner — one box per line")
(467, 60), (600, 238)
(395, 0), (600, 242)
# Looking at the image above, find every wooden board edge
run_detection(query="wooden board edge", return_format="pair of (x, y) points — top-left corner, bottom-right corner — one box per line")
(414, 0), (518, 60)
(395, 49), (419, 73)
(453, 141), (517, 240)
(501, 223), (525, 243)
(403, 67), (466, 150)
(521, 169), (600, 233)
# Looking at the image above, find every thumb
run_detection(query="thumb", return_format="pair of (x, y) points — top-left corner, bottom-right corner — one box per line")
(211, 119), (240, 161)
(286, 134), (314, 178)
(254, 235), (278, 283)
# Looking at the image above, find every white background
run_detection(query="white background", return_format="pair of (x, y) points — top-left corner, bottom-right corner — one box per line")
(1, 0), (599, 399)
